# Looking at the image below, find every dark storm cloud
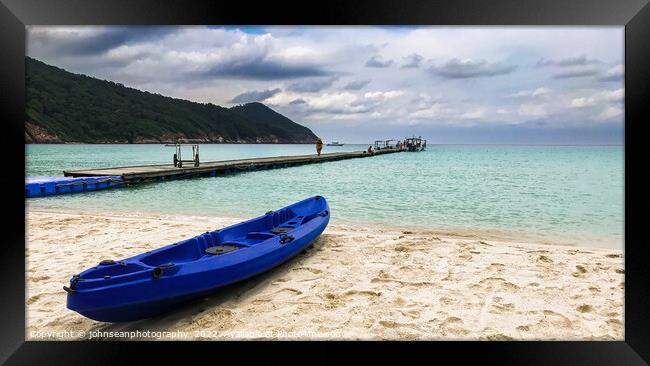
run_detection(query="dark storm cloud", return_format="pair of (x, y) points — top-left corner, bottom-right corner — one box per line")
(552, 69), (599, 79)
(536, 54), (601, 68)
(287, 77), (337, 93)
(365, 55), (393, 68)
(229, 88), (282, 104)
(202, 59), (330, 80)
(401, 53), (423, 69)
(342, 79), (371, 90)
(29, 27), (175, 57)
(430, 58), (517, 79)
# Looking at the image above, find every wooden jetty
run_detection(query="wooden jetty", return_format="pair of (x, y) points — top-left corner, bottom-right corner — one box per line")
(63, 148), (403, 183)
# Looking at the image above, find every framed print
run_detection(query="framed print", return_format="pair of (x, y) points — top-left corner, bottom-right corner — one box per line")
(1, 0), (648, 364)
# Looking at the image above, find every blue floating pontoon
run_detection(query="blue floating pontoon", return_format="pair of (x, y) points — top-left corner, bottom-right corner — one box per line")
(65, 196), (330, 322)
(25, 176), (125, 198)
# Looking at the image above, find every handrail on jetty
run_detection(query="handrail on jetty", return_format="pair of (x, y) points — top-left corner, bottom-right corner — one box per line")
(165, 143), (200, 168)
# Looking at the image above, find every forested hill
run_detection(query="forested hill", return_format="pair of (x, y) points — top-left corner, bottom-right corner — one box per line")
(25, 57), (318, 144)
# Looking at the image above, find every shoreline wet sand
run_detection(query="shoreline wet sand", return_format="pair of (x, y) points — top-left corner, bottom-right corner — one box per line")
(26, 209), (624, 340)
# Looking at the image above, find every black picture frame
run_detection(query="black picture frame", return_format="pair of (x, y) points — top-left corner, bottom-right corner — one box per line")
(1, 0), (648, 364)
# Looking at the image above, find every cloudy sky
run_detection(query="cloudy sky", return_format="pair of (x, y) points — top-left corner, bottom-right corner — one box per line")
(27, 26), (624, 144)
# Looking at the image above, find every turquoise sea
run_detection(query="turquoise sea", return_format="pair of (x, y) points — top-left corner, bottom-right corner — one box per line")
(25, 144), (624, 248)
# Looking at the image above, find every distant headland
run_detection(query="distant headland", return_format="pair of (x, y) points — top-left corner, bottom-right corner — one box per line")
(25, 57), (319, 144)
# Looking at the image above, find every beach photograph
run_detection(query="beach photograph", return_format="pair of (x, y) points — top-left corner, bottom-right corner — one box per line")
(24, 26), (624, 341)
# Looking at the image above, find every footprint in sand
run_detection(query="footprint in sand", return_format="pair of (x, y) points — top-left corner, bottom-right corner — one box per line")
(606, 318), (623, 329)
(439, 296), (458, 306)
(320, 292), (342, 309)
(378, 320), (422, 333)
(572, 265), (588, 277)
(371, 276), (436, 288)
(277, 288), (303, 295)
(516, 325), (531, 332)
(490, 302), (515, 314)
(541, 310), (572, 328)
(442, 316), (463, 325)
(26, 294), (41, 305)
(343, 289), (382, 298)
(475, 277), (520, 291)
(576, 304), (593, 313)
(30, 275), (50, 283)
(291, 267), (323, 275)
(251, 298), (272, 305)
(398, 309), (421, 318)
(488, 263), (506, 273)
(479, 333), (514, 341)
(379, 320), (399, 328)
(536, 255), (553, 263)
(439, 316), (469, 336)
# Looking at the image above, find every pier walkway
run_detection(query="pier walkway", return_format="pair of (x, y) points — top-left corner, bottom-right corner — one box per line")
(64, 148), (403, 183)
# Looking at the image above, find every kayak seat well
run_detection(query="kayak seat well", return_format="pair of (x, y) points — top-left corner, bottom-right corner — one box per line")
(269, 208), (298, 228)
(205, 244), (240, 256)
(245, 232), (276, 241)
(269, 226), (295, 234)
(140, 237), (207, 266)
(300, 211), (322, 225)
(225, 233), (276, 246)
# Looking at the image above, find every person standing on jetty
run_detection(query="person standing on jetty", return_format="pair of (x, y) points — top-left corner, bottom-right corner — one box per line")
(316, 138), (323, 156)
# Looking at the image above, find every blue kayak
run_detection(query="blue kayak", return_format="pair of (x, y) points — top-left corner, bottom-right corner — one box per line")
(65, 196), (330, 322)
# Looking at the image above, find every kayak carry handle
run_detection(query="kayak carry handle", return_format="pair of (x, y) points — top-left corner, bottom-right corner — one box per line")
(65, 274), (84, 294)
(152, 263), (176, 278)
(152, 267), (164, 279)
(279, 234), (295, 244)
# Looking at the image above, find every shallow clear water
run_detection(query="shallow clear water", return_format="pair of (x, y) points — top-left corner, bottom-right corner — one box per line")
(26, 144), (624, 248)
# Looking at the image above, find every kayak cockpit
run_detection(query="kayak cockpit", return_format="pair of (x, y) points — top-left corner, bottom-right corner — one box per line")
(136, 207), (305, 267)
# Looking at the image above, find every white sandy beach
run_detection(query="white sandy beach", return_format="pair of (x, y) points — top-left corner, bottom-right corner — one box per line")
(26, 209), (624, 340)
